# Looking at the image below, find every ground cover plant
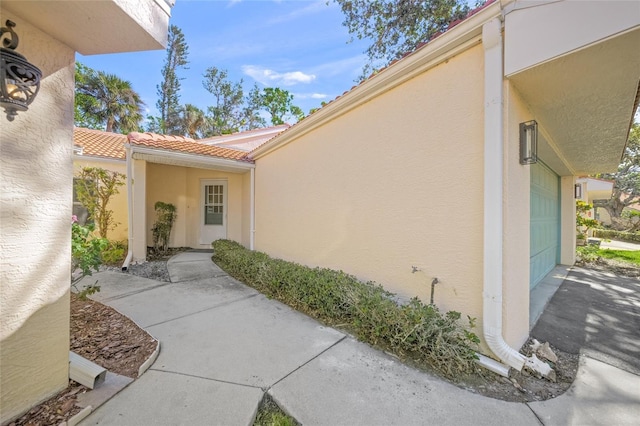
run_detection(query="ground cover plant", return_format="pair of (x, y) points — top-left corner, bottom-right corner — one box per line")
(253, 393), (298, 426)
(593, 248), (640, 265)
(212, 240), (480, 378)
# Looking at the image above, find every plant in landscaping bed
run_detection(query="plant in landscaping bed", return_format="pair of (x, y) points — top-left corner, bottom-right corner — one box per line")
(71, 216), (108, 299)
(74, 166), (125, 238)
(576, 200), (600, 241)
(101, 240), (127, 265)
(593, 228), (640, 244)
(576, 244), (601, 264)
(152, 201), (177, 253)
(212, 240), (480, 378)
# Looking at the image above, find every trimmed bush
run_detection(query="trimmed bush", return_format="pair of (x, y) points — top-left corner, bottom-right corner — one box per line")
(212, 240), (480, 378)
(593, 229), (640, 244)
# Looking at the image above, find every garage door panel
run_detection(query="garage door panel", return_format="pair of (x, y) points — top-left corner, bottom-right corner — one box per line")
(530, 162), (559, 289)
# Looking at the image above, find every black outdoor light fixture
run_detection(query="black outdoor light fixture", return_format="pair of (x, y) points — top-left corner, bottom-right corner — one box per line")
(0, 20), (42, 121)
(519, 120), (538, 165)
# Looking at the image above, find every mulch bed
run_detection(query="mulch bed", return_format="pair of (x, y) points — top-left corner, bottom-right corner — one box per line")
(7, 294), (157, 426)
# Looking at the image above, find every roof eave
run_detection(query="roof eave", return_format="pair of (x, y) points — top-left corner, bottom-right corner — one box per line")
(73, 154), (126, 163)
(127, 143), (255, 172)
(249, 0), (502, 160)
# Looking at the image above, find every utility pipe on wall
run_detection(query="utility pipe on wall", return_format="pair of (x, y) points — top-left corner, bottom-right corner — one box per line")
(481, 17), (527, 373)
(481, 17), (553, 379)
(250, 167), (255, 250)
(122, 144), (134, 271)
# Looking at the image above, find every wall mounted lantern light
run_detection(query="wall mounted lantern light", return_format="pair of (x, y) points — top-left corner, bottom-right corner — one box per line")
(519, 120), (538, 165)
(1, 20), (42, 121)
(574, 183), (582, 199)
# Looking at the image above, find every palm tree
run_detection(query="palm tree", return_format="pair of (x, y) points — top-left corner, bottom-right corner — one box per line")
(178, 103), (206, 138)
(77, 70), (144, 133)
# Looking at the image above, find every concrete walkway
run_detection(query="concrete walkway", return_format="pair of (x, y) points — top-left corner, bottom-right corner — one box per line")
(79, 252), (640, 426)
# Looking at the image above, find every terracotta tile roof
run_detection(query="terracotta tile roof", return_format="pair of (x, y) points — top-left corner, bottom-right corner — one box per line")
(128, 132), (253, 163)
(199, 124), (290, 151)
(74, 127), (127, 160)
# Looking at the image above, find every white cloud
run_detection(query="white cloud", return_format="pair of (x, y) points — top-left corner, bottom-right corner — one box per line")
(293, 93), (329, 100)
(242, 65), (316, 86)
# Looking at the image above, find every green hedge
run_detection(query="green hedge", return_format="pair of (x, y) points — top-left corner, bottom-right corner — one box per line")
(212, 240), (480, 378)
(593, 229), (640, 244)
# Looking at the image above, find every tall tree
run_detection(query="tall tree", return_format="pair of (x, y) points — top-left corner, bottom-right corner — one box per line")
(260, 87), (305, 125)
(334, 0), (472, 80)
(157, 25), (189, 134)
(177, 103), (206, 139)
(597, 123), (640, 230)
(74, 63), (102, 130)
(241, 84), (267, 130)
(202, 67), (245, 136)
(76, 69), (144, 133)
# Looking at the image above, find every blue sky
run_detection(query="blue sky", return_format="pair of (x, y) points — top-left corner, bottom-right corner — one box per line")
(78, 0), (373, 122)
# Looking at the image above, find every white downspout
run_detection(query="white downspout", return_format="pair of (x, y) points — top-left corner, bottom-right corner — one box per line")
(250, 167), (255, 250)
(481, 18), (553, 379)
(122, 144), (134, 271)
(482, 17), (527, 373)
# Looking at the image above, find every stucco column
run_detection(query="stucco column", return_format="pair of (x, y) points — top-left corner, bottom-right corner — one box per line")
(560, 176), (577, 265)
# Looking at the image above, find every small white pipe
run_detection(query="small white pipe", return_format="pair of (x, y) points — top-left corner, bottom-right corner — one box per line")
(475, 353), (510, 377)
(482, 17), (526, 372)
(122, 144), (134, 271)
(250, 167), (255, 250)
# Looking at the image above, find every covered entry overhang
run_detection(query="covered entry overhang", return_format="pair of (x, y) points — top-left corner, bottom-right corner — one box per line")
(504, 1), (640, 175)
(123, 140), (255, 267)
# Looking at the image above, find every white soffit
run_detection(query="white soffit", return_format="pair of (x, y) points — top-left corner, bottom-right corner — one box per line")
(2, 0), (169, 54)
(509, 28), (640, 175)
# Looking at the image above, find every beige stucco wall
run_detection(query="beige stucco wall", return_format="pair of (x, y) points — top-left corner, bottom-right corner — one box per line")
(0, 10), (74, 423)
(73, 159), (128, 242)
(502, 83), (535, 347)
(145, 163), (249, 249)
(255, 44), (486, 325)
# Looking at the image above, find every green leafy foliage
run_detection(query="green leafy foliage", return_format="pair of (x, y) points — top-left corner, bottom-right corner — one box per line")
(71, 219), (108, 299)
(576, 245), (601, 263)
(576, 200), (600, 238)
(202, 66), (245, 135)
(75, 63), (144, 133)
(74, 167), (126, 239)
(212, 240), (480, 378)
(152, 202), (177, 253)
(594, 123), (640, 231)
(101, 240), (127, 266)
(156, 25), (190, 135)
(334, 0), (473, 80)
(253, 394), (298, 426)
(260, 87), (305, 125)
(593, 229), (640, 244)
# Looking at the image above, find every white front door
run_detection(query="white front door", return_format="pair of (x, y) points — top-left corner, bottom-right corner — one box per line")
(200, 180), (227, 245)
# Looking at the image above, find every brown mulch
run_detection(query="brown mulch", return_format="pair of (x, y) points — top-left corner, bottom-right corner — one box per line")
(8, 294), (157, 426)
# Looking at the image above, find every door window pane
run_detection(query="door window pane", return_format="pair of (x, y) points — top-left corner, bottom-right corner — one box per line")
(204, 184), (224, 225)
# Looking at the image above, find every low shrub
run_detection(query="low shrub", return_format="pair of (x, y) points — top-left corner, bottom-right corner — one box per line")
(101, 240), (127, 265)
(212, 240), (480, 378)
(576, 245), (600, 263)
(593, 229), (640, 244)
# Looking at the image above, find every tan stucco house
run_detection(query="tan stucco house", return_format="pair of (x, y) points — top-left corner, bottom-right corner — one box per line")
(246, 0), (640, 374)
(73, 0), (638, 379)
(576, 177), (640, 226)
(0, 1), (171, 423)
(72, 126), (289, 257)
